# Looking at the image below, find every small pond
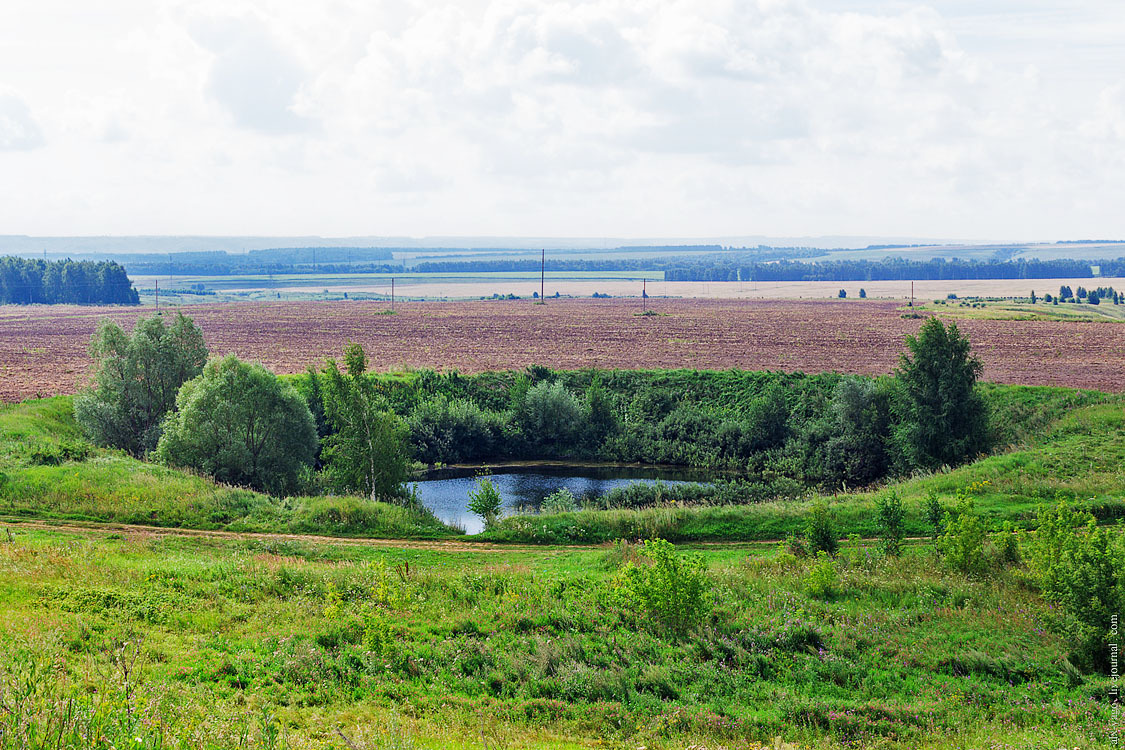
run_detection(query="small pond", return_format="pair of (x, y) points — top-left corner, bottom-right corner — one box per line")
(411, 464), (712, 534)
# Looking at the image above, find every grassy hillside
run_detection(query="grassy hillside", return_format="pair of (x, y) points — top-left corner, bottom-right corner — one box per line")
(0, 397), (456, 540)
(0, 527), (1113, 749)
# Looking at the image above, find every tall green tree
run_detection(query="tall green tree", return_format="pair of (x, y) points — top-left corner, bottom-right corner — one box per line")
(155, 355), (317, 495)
(74, 313), (208, 455)
(894, 317), (988, 469)
(320, 343), (412, 501)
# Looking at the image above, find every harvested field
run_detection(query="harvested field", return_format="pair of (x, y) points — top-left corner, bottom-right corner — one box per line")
(2, 298), (1123, 401)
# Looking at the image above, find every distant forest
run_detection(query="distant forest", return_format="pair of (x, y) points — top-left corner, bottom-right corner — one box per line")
(664, 257), (1125, 282)
(0, 257), (139, 305)
(119, 247), (394, 276)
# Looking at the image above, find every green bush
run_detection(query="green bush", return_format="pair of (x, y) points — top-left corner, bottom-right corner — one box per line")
(468, 478), (504, 530)
(518, 381), (583, 456)
(613, 538), (710, 635)
(803, 552), (838, 600)
(408, 395), (502, 464)
(805, 500), (838, 556)
(1025, 502), (1125, 671)
(936, 493), (988, 576)
(923, 491), (944, 539)
(541, 487), (578, 514)
(876, 492), (906, 557)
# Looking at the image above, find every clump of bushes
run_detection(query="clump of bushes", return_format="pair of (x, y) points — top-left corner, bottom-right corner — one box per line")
(613, 538), (710, 635)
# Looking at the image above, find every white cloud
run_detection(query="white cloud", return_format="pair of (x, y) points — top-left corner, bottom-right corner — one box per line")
(0, 0), (1123, 238)
(0, 88), (44, 151)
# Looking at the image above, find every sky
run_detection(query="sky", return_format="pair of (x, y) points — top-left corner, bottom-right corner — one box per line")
(1, 0), (1123, 241)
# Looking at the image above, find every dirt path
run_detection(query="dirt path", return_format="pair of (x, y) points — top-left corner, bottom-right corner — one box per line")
(0, 517), (925, 551)
(1, 518), (538, 552)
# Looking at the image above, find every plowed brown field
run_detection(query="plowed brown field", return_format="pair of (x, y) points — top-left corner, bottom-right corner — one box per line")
(2, 299), (1123, 402)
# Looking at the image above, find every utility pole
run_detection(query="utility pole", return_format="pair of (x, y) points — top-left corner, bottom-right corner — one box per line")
(391, 277), (395, 311)
(540, 248), (545, 302)
(155, 279), (159, 312)
(911, 281), (914, 308)
(643, 278), (647, 311)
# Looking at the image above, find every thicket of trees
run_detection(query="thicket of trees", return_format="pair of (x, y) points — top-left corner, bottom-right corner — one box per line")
(76, 313), (991, 502)
(665, 257), (1125, 282)
(0, 257), (139, 305)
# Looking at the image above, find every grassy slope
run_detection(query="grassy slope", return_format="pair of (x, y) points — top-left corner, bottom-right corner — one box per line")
(0, 528), (1112, 749)
(0, 397), (456, 540)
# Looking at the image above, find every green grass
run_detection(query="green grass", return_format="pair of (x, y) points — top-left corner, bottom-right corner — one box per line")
(0, 528), (1114, 749)
(0, 397), (458, 540)
(917, 299), (1125, 322)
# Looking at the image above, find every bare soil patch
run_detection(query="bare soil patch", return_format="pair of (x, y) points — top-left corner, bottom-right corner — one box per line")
(2, 298), (1122, 401)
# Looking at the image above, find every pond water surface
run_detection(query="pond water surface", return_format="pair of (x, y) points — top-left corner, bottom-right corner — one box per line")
(412, 465), (710, 534)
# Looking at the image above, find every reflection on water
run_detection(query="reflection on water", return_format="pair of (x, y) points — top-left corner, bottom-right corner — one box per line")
(412, 466), (709, 535)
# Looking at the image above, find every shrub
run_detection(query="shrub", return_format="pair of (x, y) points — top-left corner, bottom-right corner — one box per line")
(74, 313), (208, 456)
(541, 487), (578, 514)
(468, 477), (504, 530)
(1025, 502), (1125, 671)
(805, 500), (838, 556)
(408, 395), (501, 464)
(923, 492), (944, 539)
(804, 552), (838, 600)
(876, 492), (906, 557)
(993, 521), (1021, 566)
(518, 381), (584, 456)
(936, 494), (987, 576)
(155, 355), (318, 495)
(614, 538), (710, 635)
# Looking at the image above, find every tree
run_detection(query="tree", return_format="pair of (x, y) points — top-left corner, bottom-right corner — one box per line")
(894, 317), (988, 470)
(1059, 285), (1072, 300)
(155, 355), (317, 495)
(320, 343), (411, 501)
(838, 289), (847, 298)
(467, 477), (504, 529)
(517, 380), (583, 455)
(859, 288), (866, 299)
(1030, 290), (1037, 304)
(583, 375), (619, 449)
(74, 313), (208, 455)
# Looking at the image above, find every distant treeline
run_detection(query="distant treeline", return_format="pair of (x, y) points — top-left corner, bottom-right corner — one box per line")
(409, 247), (823, 275)
(664, 257), (1125, 282)
(0, 257), (139, 305)
(120, 247), (395, 276)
